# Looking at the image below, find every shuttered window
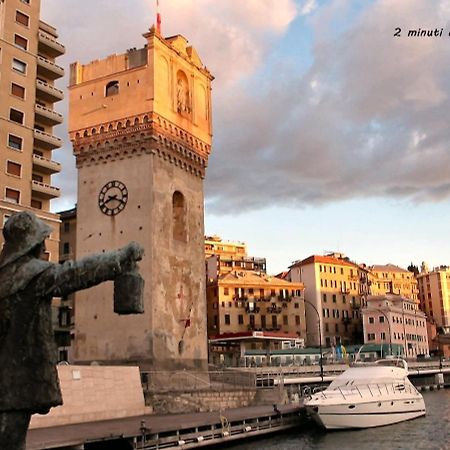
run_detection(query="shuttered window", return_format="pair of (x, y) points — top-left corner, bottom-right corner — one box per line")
(5, 188), (20, 204)
(11, 83), (25, 99)
(15, 11), (29, 26)
(6, 161), (22, 177)
(14, 34), (28, 50)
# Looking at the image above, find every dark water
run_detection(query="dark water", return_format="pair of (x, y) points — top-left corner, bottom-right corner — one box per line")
(225, 390), (450, 450)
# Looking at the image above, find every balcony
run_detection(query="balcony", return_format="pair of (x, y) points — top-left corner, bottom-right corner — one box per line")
(31, 180), (60, 199)
(32, 153), (61, 174)
(38, 30), (65, 58)
(266, 306), (282, 314)
(37, 55), (64, 80)
(35, 104), (63, 126)
(36, 79), (64, 103)
(34, 129), (62, 150)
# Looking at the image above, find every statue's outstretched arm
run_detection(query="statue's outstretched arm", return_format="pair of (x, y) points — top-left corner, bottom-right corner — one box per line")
(36, 242), (144, 298)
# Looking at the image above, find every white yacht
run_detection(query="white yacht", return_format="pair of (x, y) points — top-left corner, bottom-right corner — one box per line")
(304, 359), (426, 429)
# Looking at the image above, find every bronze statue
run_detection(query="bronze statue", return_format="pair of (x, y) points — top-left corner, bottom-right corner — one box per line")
(0, 211), (144, 450)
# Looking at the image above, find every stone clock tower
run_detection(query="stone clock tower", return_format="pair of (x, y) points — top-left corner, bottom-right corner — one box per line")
(68, 26), (213, 370)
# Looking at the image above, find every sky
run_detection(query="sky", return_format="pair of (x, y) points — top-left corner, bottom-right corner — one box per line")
(43, 0), (450, 274)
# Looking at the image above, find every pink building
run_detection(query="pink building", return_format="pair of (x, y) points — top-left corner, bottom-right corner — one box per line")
(362, 294), (429, 358)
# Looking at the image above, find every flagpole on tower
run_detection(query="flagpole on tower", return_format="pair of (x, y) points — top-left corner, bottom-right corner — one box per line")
(156, 0), (162, 35)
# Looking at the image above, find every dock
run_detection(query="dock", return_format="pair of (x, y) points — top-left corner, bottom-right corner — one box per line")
(27, 404), (304, 450)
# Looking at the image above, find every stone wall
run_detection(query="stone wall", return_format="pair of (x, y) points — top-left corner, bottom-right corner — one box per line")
(30, 365), (150, 429)
(147, 389), (257, 415)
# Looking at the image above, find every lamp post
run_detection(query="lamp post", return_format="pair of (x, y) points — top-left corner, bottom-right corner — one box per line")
(304, 299), (323, 381)
(376, 308), (392, 357)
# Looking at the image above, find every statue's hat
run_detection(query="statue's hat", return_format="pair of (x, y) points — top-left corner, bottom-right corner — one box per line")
(0, 211), (53, 268)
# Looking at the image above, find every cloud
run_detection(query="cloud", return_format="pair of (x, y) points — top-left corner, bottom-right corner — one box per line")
(205, 0), (450, 213)
(45, 1), (450, 216)
(44, 0), (298, 211)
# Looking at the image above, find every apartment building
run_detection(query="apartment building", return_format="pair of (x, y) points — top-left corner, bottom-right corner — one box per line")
(416, 265), (450, 331)
(205, 235), (266, 279)
(289, 253), (369, 347)
(0, 0), (64, 261)
(362, 294), (429, 358)
(207, 270), (306, 340)
(369, 264), (418, 301)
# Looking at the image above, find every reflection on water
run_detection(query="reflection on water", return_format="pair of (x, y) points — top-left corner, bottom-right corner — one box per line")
(225, 390), (450, 450)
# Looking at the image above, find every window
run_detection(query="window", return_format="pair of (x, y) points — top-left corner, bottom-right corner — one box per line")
(20, 0), (30, 4)
(105, 80), (119, 97)
(31, 199), (42, 209)
(172, 191), (187, 242)
(14, 34), (28, 51)
(294, 303), (299, 309)
(16, 11), (30, 26)
(63, 242), (70, 254)
(295, 315), (300, 326)
(238, 314), (243, 325)
(5, 188), (20, 204)
(261, 315), (266, 328)
(379, 316), (385, 323)
(335, 323), (339, 332)
(12, 58), (27, 74)
(11, 83), (25, 99)
(381, 332), (386, 340)
(9, 108), (24, 124)
(332, 294), (337, 303)
(8, 134), (22, 150)
(325, 323), (329, 332)
(224, 287), (229, 296)
(369, 317), (374, 324)
(224, 314), (230, 325)
(6, 161), (21, 177)
(323, 293), (327, 303)
(368, 333), (375, 341)
(260, 289), (264, 297)
(32, 173), (43, 182)
(64, 222), (70, 233)
(283, 315), (288, 326)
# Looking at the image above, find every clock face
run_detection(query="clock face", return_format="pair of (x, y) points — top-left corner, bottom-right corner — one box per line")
(98, 180), (128, 216)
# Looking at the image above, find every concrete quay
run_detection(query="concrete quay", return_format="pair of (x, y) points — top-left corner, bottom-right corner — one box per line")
(27, 404), (304, 450)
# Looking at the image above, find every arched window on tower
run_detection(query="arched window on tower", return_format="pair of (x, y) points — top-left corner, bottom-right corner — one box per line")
(172, 191), (187, 242)
(105, 80), (119, 97)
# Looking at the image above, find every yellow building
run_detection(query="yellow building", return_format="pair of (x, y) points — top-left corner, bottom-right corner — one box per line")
(68, 24), (213, 370)
(205, 235), (266, 280)
(0, 0), (64, 260)
(289, 253), (369, 347)
(369, 264), (418, 300)
(416, 265), (450, 331)
(207, 270), (306, 341)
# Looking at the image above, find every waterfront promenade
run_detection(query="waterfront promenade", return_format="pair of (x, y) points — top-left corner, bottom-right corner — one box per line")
(27, 404), (303, 450)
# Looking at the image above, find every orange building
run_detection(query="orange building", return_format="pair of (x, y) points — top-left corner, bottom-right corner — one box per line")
(0, 0), (64, 260)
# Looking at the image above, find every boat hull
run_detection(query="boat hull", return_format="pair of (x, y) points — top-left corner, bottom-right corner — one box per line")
(306, 398), (426, 429)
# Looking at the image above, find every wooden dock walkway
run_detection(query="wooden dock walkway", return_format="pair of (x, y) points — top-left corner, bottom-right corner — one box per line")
(27, 404), (305, 449)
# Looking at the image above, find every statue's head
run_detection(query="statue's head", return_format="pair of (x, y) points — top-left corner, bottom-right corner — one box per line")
(0, 211), (53, 268)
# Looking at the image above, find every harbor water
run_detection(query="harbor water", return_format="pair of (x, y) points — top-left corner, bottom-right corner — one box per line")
(224, 390), (450, 450)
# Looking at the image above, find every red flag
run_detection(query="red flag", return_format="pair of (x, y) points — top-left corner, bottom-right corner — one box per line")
(156, 0), (162, 34)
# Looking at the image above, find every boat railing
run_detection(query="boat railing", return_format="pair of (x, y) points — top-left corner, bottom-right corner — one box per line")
(318, 380), (418, 400)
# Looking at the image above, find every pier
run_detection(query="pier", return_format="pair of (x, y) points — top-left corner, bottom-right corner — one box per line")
(27, 404), (304, 450)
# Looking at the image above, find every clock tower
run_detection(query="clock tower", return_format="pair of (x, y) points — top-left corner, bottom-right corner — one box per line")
(68, 26), (213, 371)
